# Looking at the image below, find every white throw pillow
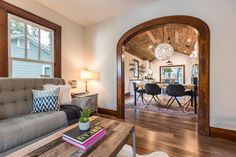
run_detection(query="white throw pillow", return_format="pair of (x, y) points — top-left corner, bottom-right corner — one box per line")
(43, 84), (72, 105)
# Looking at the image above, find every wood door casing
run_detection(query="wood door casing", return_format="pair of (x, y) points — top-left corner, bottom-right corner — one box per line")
(117, 15), (210, 136)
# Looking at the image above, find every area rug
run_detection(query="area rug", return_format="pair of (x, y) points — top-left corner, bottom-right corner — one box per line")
(125, 95), (197, 119)
(117, 144), (169, 157)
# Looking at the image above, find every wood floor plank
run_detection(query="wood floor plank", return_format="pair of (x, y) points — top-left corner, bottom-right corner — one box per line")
(100, 109), (236, 157)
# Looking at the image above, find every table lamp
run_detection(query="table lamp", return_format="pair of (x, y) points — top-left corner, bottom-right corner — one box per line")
(80, 69), (99, 93)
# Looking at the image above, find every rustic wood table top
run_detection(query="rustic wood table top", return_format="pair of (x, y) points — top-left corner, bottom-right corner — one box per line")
(7, 116), (136, 157)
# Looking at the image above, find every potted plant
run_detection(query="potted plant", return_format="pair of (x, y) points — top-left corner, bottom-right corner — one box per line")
(79, 107), (90, 131)
(164, 67), (172, 78)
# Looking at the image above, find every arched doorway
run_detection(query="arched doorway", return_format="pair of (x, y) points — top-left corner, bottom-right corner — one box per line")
(117, 15), (210, 136)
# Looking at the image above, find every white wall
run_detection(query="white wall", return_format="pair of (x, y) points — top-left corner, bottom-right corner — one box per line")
(85, 0), (236, 130)
(124, 52), (145, 94)
(152, 53), (193, 84)
(7, 0), (235, 130)
(4, 0), (86, 92)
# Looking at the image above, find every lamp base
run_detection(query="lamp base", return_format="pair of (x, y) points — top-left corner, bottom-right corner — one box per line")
(85, 81), (89, 94)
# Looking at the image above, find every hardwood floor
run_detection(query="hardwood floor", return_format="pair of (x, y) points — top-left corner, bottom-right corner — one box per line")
(100, 109), (236, 157)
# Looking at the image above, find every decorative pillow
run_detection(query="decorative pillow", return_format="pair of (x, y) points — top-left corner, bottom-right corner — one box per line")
(32, 88), (60, 113)
(43, 84), (72, 105)
(71, 97), (91, 109)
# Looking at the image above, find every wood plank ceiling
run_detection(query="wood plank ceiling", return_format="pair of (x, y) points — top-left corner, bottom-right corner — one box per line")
(125, 24), (199, 61)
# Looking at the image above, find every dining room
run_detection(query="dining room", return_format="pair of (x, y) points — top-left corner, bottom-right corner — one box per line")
(124, 23), (199, 120)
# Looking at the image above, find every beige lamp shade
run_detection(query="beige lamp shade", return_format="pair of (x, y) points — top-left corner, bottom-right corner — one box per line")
(80, 70), (99, 80)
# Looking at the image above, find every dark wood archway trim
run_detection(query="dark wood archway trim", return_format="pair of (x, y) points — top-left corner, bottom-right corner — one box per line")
(117, 15), (210, 136)
(0, 1), (61, 77)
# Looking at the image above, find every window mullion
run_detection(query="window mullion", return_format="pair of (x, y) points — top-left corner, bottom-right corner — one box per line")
(51, 32), (54, 62)
(24, 23), (27, 59)
(38, 29), (41, 60)
(51, 31), (54, 77)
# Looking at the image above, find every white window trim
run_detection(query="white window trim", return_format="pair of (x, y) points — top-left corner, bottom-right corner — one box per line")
(8, 14), (54, 78)
(42, 65), (52, 77)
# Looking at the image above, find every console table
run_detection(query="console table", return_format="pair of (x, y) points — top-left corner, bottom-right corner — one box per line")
(72, 92), (98, 114)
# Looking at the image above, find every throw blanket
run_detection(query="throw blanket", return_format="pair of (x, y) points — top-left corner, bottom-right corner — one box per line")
(60, 105), (82, 122)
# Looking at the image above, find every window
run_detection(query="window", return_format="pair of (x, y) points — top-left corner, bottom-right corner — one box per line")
(8, 14), (54, 78)
(42, 65), (52, 77)
(16, 38), (30, 49)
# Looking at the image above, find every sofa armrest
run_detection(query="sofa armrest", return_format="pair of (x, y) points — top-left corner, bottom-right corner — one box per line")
(71, 97), (90, 109)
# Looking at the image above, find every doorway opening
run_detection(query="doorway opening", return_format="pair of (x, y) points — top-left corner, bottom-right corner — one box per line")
(117, 16), (210, 136)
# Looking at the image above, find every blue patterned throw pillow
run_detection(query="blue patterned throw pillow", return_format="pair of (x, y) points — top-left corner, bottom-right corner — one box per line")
(32, 88), (60, 113)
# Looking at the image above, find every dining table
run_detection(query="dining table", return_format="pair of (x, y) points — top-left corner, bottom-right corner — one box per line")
(135, 82), (198, 113)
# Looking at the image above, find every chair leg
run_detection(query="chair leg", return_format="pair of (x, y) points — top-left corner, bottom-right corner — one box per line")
(143, 96), (148, 103)
(141, 93), (148, 105)
(191, 95), (193, 107)
(183, 98), (191, 110)
(175, 97), (185, 113)
(166, 96), (173, 106)
(167, 97), (175, 110)
(155, 95), (162, 105)
(145, 97), (154, 109)
(141, 93), (144, 104)
(136, 94), (141, 102)
(153, 96), (161, 108)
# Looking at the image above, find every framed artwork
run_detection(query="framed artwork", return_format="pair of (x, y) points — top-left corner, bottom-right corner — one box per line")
(160, 65), (185, 84)
(133, 59), (139, 78)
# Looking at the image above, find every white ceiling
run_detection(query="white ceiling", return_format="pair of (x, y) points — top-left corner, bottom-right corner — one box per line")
(35, 0), (159, 27)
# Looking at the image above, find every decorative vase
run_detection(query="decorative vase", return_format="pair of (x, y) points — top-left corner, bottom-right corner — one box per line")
(79, 121), (90, 131)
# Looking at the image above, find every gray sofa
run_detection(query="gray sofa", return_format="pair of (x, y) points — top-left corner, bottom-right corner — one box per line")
(0, 78), (82, 155)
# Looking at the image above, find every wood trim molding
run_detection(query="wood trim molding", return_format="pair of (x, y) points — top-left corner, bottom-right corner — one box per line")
(0, 1), (61, 30)
(0, 8), (8, 77)
(54, 28), (62, 78)
(0, 1), (61, 77)
(98, 108), (118, 117)
(117, 15), (210, 136)
(210, 127), (236, 141)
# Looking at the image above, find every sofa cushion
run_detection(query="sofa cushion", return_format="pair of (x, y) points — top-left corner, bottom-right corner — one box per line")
(0, 78), (65, 120)
(32, 88), (60, 113)
(43, 84), (72, 105)
(0, 111), (67, 153)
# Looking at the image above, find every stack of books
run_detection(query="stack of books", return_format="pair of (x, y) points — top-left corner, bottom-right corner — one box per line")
(62, 126), (106, 151)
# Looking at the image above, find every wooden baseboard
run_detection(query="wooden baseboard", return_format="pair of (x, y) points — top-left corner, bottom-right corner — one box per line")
(98, 108), (117, 117)
(210, 127), (236, 141)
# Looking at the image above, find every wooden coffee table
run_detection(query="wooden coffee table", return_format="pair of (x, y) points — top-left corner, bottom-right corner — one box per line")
(7, 116), (136, 157)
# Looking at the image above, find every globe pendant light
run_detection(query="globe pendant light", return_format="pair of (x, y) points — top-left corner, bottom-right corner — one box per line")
(155, 43), (174, 61)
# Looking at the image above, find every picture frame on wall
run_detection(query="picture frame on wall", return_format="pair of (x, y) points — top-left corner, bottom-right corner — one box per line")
(160, 65), (185, 84)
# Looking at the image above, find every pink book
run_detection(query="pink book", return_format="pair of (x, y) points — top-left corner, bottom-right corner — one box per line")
(63, 130), (106, 151)
(63, 131), (106, 151)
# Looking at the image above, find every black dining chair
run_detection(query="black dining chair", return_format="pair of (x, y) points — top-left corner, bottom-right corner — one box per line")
(184, 78), (198, 113)
(133, 82), (147, 105)
(166, 84), (191, 112)
(145, 83), (162, 108)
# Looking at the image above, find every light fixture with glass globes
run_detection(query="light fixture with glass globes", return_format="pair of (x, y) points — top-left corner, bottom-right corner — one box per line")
(189, 54), (194, 58)
(155, 43), (174, 61)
